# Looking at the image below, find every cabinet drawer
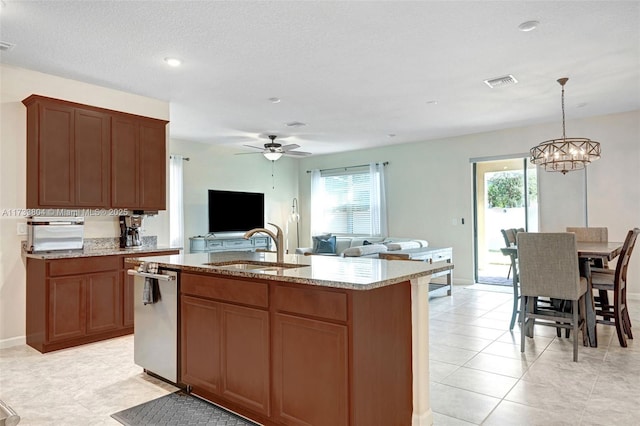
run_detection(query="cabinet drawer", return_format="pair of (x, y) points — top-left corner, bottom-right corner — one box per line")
(49, 256), (119, 276)
(181, 273), (268, 308)
(222, 239), (253, 249)
(253, 237), (269, 247)
(206, 240), (224, 249)
(274, 285), (348, 322)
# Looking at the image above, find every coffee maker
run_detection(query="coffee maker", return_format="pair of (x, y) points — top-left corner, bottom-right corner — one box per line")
(119, 215), (143, 248)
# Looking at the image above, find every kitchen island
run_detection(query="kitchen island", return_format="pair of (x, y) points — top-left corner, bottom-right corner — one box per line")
(129, 251), (453, 426)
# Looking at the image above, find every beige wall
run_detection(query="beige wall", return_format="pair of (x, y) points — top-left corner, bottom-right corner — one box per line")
(169, 139), (300, 254)
(0, 65), (170, 347)
(298, 110), (640, 293)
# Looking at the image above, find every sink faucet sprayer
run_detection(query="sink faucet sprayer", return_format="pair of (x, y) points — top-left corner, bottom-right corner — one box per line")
(243, 223), (284, 263)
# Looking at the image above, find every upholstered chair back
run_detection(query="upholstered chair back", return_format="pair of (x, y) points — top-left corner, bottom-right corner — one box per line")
(517, 232), (584, 301)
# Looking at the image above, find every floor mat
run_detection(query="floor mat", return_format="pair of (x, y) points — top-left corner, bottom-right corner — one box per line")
(111, 391), (258, 426)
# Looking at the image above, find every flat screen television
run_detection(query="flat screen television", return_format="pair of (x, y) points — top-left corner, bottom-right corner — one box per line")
(208, 189), (264, 233)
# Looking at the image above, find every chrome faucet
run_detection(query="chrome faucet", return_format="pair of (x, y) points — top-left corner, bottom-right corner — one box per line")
(243, 222), (284, 263)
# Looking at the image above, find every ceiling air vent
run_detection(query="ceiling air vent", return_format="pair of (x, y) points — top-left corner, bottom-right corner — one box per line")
(0, 41), (16, 52)
(484, 75), (518, 89)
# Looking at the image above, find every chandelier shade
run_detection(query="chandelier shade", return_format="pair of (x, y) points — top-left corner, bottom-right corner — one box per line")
(530, 78), (601, 175)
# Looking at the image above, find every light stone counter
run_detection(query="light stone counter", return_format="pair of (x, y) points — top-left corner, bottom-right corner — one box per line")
(130, 250), (446, 425)
(128, 250), (453, 291)
(23, 245), (182, 260)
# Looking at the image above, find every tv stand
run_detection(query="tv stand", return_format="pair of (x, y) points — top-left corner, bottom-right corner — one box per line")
(189, 234), (271, 253)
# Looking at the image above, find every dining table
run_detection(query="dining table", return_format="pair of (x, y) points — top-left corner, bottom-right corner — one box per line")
(501, 240), (623, 347)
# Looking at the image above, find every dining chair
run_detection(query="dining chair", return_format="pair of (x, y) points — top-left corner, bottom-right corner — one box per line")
(517, 232), (588, 362)
(501, 228), (517, 278)
(590, 227), (639, 347)
(566, 226), (609, 268)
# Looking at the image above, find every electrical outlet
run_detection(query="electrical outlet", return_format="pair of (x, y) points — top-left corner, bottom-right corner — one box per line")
(17, 223), (27, 235)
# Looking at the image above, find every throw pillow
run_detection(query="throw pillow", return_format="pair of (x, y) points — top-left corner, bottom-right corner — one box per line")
(312, 234), (337, 254)
(363, 240), (372, 245)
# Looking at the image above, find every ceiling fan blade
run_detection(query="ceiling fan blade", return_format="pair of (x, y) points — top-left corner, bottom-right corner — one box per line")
(280, 144), (300, 151)
(243, 144), (266, 151)
(283, 151), (312, 157)
(234, 151), (263, 155)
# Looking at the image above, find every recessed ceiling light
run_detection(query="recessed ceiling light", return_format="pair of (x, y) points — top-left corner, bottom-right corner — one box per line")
(426, 100), (438, 105)
(577, 102), (588, 108)
(268, 97), (281, 103)
(285, 121), (306, 127)
(164, 57), (182, 67)
(387, 133), (396, 138)
(518, 20), (539, 32)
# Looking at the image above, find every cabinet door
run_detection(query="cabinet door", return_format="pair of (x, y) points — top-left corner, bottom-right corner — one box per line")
(48, 276), (85, 342)
(37, 102), (75, 206)
(220, 304), (270, 416)
(138, 119), (166, 210)
(111, 115), (139, 208)
(74, 108), (111, 207)
(86, 271), (121, 334)
(181, 296), (221, 395)
(273, 313), (348, 426)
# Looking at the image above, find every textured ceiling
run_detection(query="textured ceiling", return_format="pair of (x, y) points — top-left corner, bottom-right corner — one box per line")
(1, 1), (639, 156)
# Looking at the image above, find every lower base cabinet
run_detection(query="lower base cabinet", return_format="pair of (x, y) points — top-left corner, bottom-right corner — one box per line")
(48, 271), (120, 342)
(180, 273), (412, 426)
(273, 313), (348, 425)
(180, 274), (270, 417)
(26, 250), (178, 353)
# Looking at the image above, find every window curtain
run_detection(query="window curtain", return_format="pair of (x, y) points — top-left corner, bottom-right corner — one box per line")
(169, 155), (185, 248)
(369, 162), (388, 236)
(310, 169), (323, 237)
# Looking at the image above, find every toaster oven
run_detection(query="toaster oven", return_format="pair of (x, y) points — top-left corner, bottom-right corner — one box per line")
(26, 216), (84, 253)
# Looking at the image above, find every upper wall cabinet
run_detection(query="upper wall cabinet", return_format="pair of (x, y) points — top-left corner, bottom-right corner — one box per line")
(23, 95), (168, 210)
(24, 95), (111, 208)
(111, 114), (167, 210)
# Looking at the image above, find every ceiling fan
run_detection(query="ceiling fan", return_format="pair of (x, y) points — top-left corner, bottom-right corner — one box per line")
(241, 135), (312, 161)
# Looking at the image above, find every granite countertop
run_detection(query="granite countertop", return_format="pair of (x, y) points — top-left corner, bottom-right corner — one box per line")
(126, 251), (454, 291)
(23, 245), (182, 260)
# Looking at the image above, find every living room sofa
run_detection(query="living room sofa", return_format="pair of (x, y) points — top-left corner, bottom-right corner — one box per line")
(295, 235), (429, 258)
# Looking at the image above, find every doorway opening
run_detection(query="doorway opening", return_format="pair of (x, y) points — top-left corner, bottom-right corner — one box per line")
(473, 157), (538, 285)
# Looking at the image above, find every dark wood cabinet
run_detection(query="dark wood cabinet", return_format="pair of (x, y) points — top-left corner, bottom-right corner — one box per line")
(48, 276), (85, 342)
(181, 295), (222, 395)
(112, 115), (167, 210)
(180, 273), (270, 418)
(23, 94), (167, 210)
(85, 271), (120, 334)
(220, 304), (270, 416)
(273, 313), (348, 425)
(23, 95), (111, 208)
(179, 274), (413, 426)
(26, 250), (178, 353)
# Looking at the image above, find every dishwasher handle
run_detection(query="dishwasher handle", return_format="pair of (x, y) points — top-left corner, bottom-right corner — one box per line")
(127, 270), (176, 281)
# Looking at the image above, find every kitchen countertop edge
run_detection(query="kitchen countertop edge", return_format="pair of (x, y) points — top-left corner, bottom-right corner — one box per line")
(126, 252), (454, 291)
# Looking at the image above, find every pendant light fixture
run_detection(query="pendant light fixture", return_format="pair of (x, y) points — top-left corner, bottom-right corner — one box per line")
(530, 78), (601, 174)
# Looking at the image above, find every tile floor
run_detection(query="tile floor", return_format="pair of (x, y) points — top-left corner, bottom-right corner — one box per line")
(1, 284), (638, 425)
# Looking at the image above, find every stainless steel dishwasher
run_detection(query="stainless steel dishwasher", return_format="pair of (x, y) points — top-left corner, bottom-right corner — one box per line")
(127, 266), (178, 383)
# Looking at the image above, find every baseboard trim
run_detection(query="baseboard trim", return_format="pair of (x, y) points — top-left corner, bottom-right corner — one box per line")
(0, 335), (26, 349)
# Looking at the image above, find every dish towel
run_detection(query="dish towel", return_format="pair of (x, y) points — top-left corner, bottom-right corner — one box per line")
(142, 277), (161, 305)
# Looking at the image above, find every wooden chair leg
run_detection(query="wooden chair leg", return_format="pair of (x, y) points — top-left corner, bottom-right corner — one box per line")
(510, 285), (519, 330)
(520, 296), (527, 353)
(622, 307), (633, 339)
(614, 297), (628, 348)
(572, 300), (579, 362)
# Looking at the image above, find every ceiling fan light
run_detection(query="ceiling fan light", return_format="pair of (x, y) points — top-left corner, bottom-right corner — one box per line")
(263, 152), (283, 161)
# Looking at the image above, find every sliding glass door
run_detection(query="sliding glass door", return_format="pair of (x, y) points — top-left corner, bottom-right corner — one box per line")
(473, 157), (538, 285)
